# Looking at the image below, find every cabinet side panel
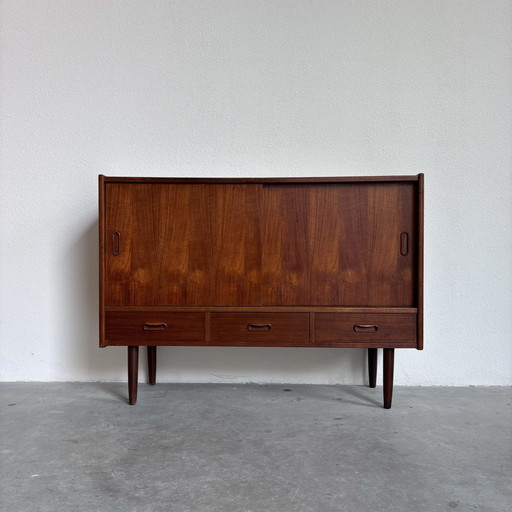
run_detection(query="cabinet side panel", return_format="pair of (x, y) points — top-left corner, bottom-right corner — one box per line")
(416, 174), (424, 349)
(262, 185), (311, 305)
(99, 175), (106, 347)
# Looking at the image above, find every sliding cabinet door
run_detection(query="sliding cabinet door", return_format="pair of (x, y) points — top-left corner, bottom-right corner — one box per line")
(104, 183), (261, 306)
(262, 183), (417, 307)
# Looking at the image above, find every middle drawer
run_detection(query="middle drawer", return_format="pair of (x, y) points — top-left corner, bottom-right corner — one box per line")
(210, 313), (309, 345)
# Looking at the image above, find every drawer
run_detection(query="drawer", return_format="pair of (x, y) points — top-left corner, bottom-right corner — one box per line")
(315, 313), (417, 347)
(105, 312), (204, 345)
(210, 313), (309, 345)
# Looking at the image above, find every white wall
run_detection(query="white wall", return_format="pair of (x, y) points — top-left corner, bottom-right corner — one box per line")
(1, 0), (511, 385)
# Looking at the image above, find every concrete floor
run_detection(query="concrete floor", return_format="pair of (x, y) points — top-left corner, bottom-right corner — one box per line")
(1, 383), (511, 512)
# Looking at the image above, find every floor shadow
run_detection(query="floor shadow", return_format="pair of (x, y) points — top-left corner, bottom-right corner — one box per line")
(91, 382), (127, 403)
(338, 385), (382, 408)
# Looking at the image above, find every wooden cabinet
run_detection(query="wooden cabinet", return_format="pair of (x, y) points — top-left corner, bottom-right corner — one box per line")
(99, 175), (424, 407)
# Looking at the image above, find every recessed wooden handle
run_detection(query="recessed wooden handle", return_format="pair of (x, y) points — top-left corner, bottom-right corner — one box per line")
(353, 324), (378, 333)
(112, 231), (121, 256)
(400, 232), (409, 256)
(247, 323), (273, 332)
(143, 323), (168, 331)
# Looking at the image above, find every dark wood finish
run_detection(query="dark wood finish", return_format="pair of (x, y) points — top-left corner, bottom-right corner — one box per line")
(309, 313), (316, 344)
(417, 173), (425, 350)
(98, 175), (106, 351)
(368, 348), (377, 388)
(311, 183), (416, 307)
(210, 313), (309, 345)
(262, 186), (311, 305)
(105, 312), (204, 345)
(101, 176), (420, 184)
(314, 313), (417, 347)
(383, 348), (395, 409)
(147, 346), (156, 385)
(128, 346), (139, 405)
(106, 306), (417, 313)
(262, 183), (416, 306)
(105, 183), (261, 307)
(99, 175), (424, 408)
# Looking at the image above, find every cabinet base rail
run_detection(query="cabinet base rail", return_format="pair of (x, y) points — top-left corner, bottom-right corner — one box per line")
(126, 346), (395, 408)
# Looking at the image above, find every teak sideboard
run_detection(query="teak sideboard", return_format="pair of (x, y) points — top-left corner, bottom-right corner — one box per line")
(99, 175), (424, 407)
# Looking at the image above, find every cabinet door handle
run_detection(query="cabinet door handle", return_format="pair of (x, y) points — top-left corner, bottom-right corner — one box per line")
(353, 324), (378, 333)
(112, 231), (121, 256)
(247, 323), (273, 332)
(400, 232), (409, 256)
(143, 323), (168, 331)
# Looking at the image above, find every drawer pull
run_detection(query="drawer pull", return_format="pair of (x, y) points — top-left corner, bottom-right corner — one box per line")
(247, 323), (273, 332)
(400, 232), (409, 256)
(143, 323), (168, 331)
(353, 324), (378, 333)
(112, 231), (121, 256)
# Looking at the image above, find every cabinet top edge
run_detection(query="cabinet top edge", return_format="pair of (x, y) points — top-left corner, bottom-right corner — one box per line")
(99, 174), (423, 184)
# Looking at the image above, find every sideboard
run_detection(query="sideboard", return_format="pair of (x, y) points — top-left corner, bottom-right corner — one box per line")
(99, 175), (424, 407)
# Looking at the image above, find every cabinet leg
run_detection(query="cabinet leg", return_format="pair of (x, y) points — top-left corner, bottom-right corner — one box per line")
(128, 346), (139, 405)
(368, 348), (377, 388)
(147, 346), (157, 385)
(383, 348), (394, 409)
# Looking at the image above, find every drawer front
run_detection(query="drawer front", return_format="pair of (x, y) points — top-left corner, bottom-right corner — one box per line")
(105, 312), (204, 345)
(315, 313), (417, 347)
(210, 313), (309, 345)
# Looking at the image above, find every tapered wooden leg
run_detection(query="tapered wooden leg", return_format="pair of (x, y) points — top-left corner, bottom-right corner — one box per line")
(128, 346), (139, 405)
(383, 348), (394, 409)
(147, 346), (157, 385)
(368, 348), (377, 388)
